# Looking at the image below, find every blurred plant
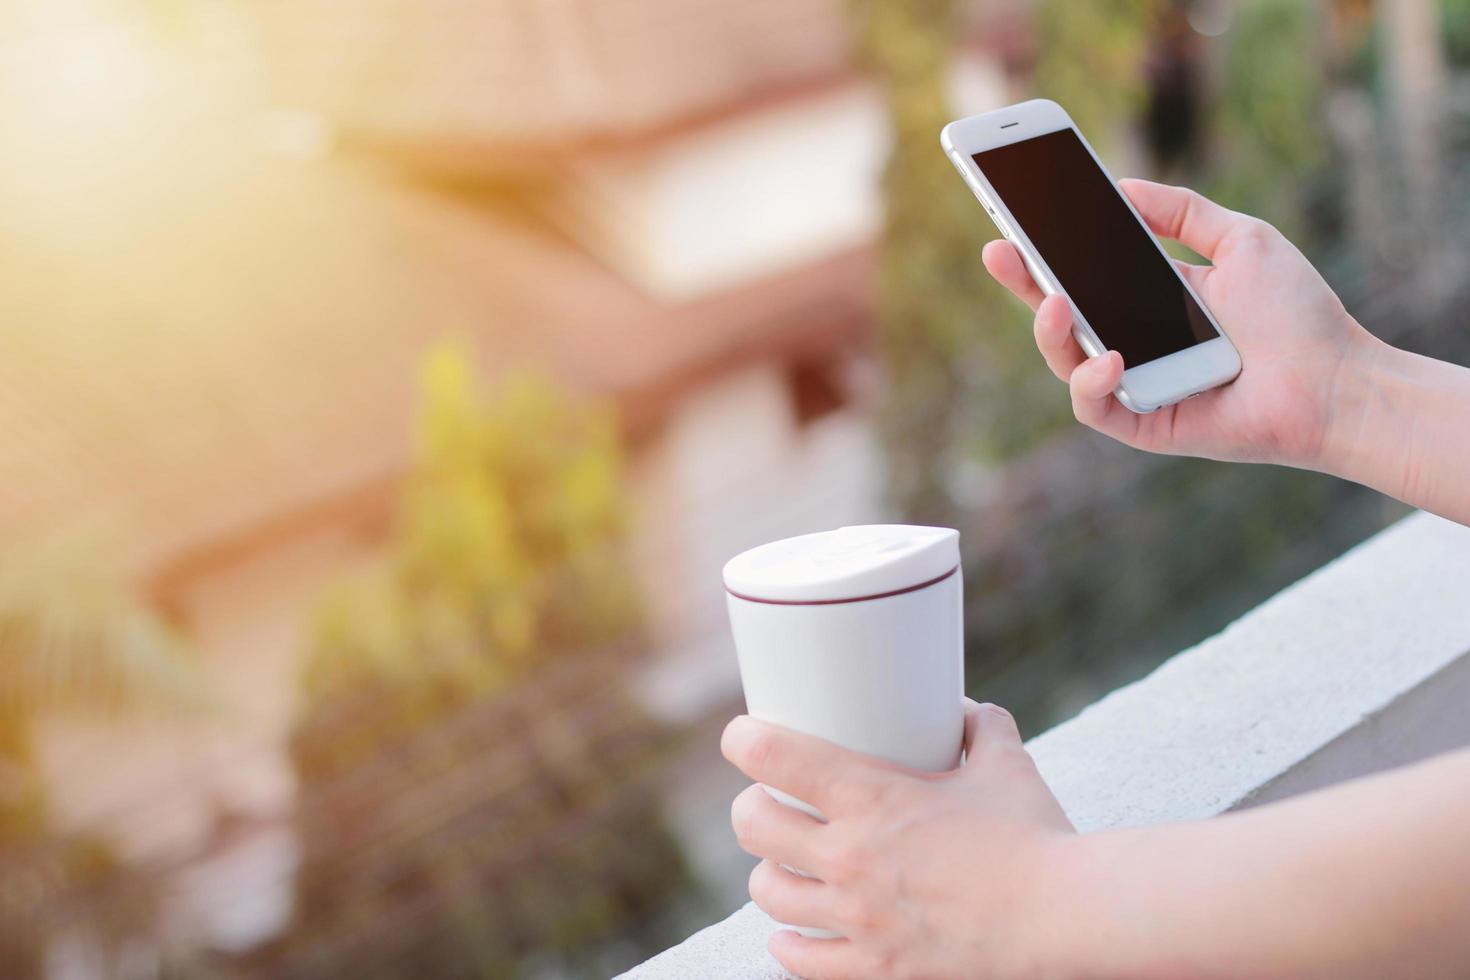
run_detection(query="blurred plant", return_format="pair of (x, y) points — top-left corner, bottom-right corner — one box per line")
(300, 347), (641, 704)
(1031, 0), (1328, 245)
(1205, 0), (1330, 244)
(849, 0), (1059, 523)
(1448, 0), (1470, 68)
(1032, 0), (1160, 150)
(273, 343), (686, 979)
(0, 537), (197, 977)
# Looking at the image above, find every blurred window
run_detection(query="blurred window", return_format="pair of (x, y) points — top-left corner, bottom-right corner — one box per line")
(787, 356), (848, 427)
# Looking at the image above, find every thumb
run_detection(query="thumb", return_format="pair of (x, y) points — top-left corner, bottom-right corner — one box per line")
(1119, 178), (1242, 262)
(962, 699), (1023, 760)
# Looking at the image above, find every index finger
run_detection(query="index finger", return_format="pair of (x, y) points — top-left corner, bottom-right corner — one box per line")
(982, 239), (1046, 311)
(721, 716), (905, 817)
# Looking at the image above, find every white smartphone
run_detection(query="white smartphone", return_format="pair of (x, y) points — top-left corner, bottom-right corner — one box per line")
(940, 99), (1241, 413)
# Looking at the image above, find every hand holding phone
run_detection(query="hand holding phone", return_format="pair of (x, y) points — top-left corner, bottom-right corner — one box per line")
(944, 100), (1242, 413)
(984, 178), (1373, 471)
(943, 99), (1375, 471)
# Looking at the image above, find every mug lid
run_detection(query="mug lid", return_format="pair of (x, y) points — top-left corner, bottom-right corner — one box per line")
(722, 525), (960, 604)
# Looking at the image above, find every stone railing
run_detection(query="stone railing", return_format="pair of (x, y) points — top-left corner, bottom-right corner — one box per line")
(620, 511), (1470, 979)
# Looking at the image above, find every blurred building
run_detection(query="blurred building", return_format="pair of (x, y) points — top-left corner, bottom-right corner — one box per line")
(2, 0), (1007, 963)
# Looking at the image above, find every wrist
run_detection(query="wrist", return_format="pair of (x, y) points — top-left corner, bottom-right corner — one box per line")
(1023, 829), (1198, 980)
(1017, 831), (1145, 980)
(1314, 327), (1415, 489)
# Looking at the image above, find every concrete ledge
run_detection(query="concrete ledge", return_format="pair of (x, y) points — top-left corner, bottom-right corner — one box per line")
(620, 511), (1470, 979)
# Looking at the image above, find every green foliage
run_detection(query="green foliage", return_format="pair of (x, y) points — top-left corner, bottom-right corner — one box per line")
(301, 345), (640, 706)
(0, 536), (198, 721)
(280, 344), (684, 979)
(1032, 0), (1160, 150)
(959, 433), (1400, 732)
(1445, 0), (1470, 68)
(0, 536), (195, 979)
(849, 0), (1054, 522)
(848, 0), (1171, 520)
(1206, 0), (1329, 242)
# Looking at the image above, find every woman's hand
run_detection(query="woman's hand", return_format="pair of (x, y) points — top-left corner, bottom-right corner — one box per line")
(723, 711), (1470, 980)
(722, 701), (1078, 980)
(982, 179), (1380, 470)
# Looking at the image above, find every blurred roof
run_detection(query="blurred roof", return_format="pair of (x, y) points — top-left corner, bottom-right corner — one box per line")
(253, 0), (855, 152)
(0, 138), (869, 585)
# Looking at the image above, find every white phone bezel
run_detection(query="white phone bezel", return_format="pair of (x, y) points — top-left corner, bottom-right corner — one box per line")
(940, 99), (1241, 413)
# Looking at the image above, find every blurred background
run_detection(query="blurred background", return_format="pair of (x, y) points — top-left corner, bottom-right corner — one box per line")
(1, 0), (1468, 976)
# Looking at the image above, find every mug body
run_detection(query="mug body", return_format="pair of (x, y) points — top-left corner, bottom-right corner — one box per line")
(723, 525), (965, 938)
(726, 567), (965, 812)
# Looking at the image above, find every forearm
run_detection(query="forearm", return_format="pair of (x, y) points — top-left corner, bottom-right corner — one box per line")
(1050, 747), (1470, 980)
(1321, 335), (1470, 526)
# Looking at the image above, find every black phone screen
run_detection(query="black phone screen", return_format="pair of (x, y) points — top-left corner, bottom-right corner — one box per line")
(973, 128), (1217, 367)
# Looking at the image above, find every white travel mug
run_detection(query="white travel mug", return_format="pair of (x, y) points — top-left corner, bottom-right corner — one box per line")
(723, 525), (965, 937)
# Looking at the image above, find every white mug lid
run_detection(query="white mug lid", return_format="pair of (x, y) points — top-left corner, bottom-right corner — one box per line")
(722, 525), (960, 604)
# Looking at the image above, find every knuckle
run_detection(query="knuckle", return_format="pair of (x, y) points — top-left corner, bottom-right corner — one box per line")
(841, 775), (899, 821)
(747, 862), (775, 906)
(730, 787), (760, 847)
(768, 933), (808, 977)
(1240, 216), (1277, 244)
(824, 834), (870, 881)
(870, 944), (901, 977)
(834, 891), (877, 935)
(846, 773), (884, 807)
(979, 702), (1015, 725)
(870, 775), (914, 813)
(813, 835), (849, 880)
(743, 729), (779, 772)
